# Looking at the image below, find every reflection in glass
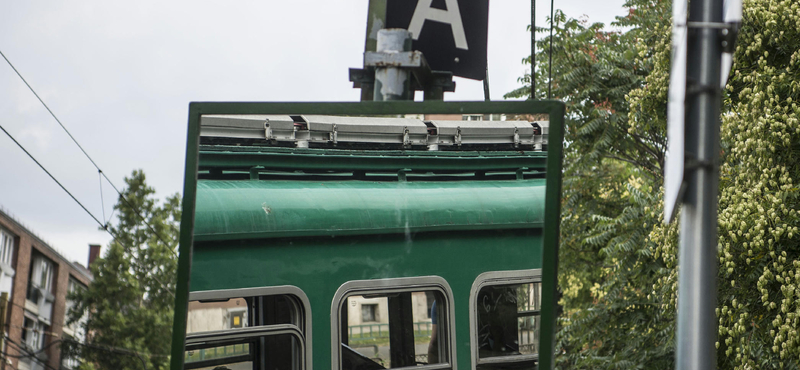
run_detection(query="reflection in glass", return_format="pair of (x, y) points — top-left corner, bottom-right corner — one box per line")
(477, 282), (541, 360)
(184, 343), (251, 370)
(187, 298), (248, 333)
(341, 291), (445, 369)
(185, 294), (307, 369)
(185, 333), (301, 370)
(187, 295), (301, 335)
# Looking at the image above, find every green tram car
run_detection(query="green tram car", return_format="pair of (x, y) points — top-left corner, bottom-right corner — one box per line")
(172, 102), (564, 370)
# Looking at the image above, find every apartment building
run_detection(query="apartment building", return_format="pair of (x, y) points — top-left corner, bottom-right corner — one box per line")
(0, 208), (93, 370)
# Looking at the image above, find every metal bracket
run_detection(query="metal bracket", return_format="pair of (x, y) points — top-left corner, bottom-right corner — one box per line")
(516, 167), (529, 180)
(685, 21), (741, 53)
(249, 166), (264, 180)
(402, 127), (410, 148)
(397, 168), (411, 182)
(330, 124), (338, 145)
(513, 128), (520, 148)
(455, 127), (462, 147)
(684, 158), (717, 172)
(264, 120), (273, 141)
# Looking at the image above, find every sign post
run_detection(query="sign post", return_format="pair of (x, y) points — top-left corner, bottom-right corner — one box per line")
(667, 0), (741, 369)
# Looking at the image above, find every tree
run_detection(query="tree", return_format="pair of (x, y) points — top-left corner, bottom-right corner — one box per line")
(509, 0), (800, 368)
(67, 170), (180, 370)
(506, 1), (675, 368)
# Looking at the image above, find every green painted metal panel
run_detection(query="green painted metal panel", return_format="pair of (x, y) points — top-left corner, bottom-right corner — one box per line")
(193, 179), (545, 241)
(191, 229), (543, 370)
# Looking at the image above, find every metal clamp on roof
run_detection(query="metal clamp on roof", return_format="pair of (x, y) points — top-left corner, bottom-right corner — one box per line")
(199, 114), (549, 151)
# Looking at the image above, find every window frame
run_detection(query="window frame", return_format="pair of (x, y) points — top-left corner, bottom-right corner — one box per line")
(187, 285), (312, 369)
(330, 276), (456, 370)
(469, 269), (542, 370)
(185, 324), (305, 370)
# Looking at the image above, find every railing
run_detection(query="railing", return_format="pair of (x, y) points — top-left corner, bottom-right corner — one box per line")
(348, 322), (433, 342)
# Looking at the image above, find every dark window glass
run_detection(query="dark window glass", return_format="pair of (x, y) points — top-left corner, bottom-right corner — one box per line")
(476, 282), (541, 368)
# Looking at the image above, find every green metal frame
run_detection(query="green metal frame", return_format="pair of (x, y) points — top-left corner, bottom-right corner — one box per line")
(170, 100), (565, 370)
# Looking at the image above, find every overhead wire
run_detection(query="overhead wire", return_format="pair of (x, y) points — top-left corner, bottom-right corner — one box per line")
(4, 333), (158, 370)
(0, 124), (105, 229)
(0, 49), (178, 257)
(0, 124), (175, 298)
(3, 338), (62, 370)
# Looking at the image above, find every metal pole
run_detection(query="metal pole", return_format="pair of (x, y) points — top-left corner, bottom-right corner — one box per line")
(547, 0), (554, 100)
(531, 0), (536, 100)
(0, 292), (6, 370)
(373, 29), (413, 101)
(676, 0), (723, 368)
(483, 68), (491, 101)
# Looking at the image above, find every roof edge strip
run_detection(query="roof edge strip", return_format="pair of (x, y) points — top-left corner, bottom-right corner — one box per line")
(199, 148), (547, 171)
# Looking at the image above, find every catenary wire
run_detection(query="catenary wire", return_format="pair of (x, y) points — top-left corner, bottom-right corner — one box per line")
(0, 124), (175, 298)
(0, 124), (104, 228)
(3, 338), (62, 370)
(0, 49), (178, 257)
(99, 170), (106, 225)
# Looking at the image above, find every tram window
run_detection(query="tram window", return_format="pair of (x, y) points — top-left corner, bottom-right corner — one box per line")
(187, 292), (305, 334)
(333, 278), (455, 370)
(186, 287), (312, 370)
(470, 271), (541, 370)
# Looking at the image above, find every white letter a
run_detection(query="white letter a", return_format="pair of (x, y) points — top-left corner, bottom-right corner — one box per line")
(408, 0), (469, 50)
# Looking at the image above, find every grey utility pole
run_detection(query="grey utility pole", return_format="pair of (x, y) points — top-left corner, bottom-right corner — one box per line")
(372, 29), (414, 101)
(676, 0), (724, 368)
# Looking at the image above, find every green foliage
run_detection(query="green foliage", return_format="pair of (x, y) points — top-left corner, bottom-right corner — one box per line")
(509, 0), (800, 368)
(506, 0), (674, 368)
(67, 170), (180, 370)
(716, 0), (800, 366)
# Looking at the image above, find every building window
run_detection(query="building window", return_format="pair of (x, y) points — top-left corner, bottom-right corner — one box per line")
(38, 259), (52, 291)
(462, 114), (484, 121)
(360, 304), (378, 323)
(64, 278), (88, 339)
(0, 227), (16, 297)
(22, 317), (46, 350)
(0, 228), (14, 265)
(26, 254), (56, 327)
(333, 276), (455, 369)
(28, 255), (54, 296)
(184, 286), (310, 370)
(470, 270), (542, 370)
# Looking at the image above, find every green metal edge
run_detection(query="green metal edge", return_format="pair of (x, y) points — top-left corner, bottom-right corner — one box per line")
(194, 222), (545, 242)
(171, 104), (200, 370)
(169, 100), (565, 370)
(538, 103), (566, 370)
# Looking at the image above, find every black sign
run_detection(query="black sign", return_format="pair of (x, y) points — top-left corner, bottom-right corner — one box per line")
(386, 0), (489, 81)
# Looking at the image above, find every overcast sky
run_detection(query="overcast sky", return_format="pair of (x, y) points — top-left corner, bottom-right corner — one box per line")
(0, 0), (628, 266)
